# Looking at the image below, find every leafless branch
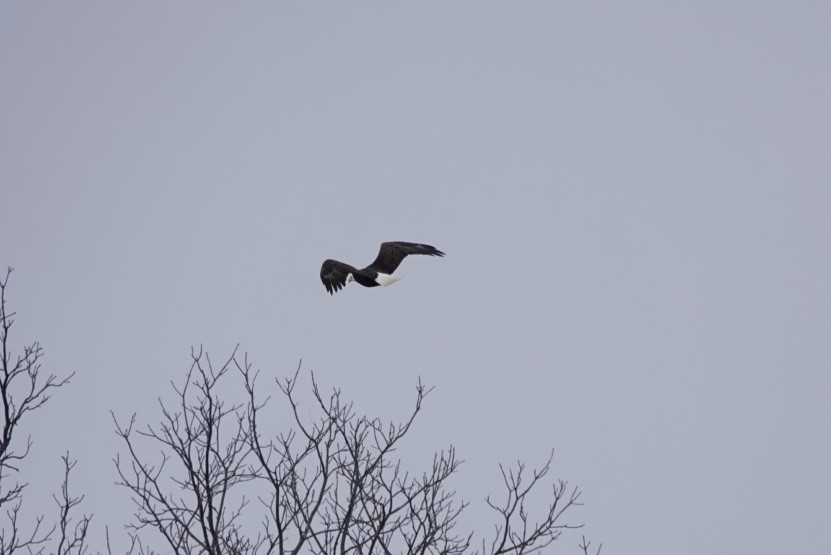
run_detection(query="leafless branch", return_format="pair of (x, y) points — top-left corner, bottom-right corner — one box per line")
(0, 268), (84, 555)
(578, 535), (602, 555)
(53, 453), (91, 555)
(241, 361), (472, 555)
(1, 268), (74, 508)
(482, 450), (583, 555)
(112, 346), (253, 555)
(0, 270), (598, 554)
(0, 501), (53, 554)
(114, 348), (593, 555)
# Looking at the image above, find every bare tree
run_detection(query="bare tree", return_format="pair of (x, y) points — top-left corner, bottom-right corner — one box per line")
(481, 452), (585, 555)
(0, 269), (599, 554)
(113, 348), (592, 554)
(0, 268), (90, 554)
(241, 360), (471, 555)
(113, 347), (252, 555)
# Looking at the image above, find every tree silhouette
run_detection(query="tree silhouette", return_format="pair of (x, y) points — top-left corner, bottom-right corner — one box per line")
(0, 268), (90, 555)
(113, 348), (592, 555)
(0, 267), (599, 554)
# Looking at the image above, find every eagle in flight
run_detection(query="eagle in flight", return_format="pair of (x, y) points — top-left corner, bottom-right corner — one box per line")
(320, 241), (445, 295)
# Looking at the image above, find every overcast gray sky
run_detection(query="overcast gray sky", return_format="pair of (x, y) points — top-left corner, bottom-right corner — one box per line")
(2, 2), (830, 553)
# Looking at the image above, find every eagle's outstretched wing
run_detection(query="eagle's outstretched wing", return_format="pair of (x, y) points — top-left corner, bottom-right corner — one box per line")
(320, 259), (357, 295)
(366, 242), (445, 274)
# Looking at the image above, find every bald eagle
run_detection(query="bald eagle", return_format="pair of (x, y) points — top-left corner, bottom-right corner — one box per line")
(320, 241), (444, 295)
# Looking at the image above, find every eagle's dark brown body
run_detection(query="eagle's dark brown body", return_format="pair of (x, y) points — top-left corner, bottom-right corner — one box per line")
(320, 242), (444, 295)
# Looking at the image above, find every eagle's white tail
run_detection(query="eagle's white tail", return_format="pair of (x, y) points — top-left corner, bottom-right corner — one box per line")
(375, 273), (402, 286)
